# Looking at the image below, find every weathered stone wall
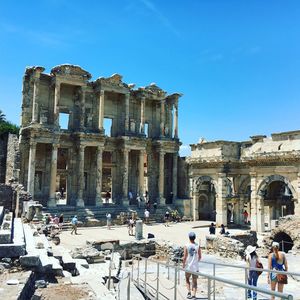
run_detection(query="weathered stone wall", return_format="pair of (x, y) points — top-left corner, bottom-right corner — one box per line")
(5, 134), (20, 184)
(0, 184), (13, 210)
(0, 133), (8, 183)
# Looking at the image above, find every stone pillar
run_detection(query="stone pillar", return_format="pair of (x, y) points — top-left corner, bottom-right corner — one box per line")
(27, 141), (37, 198)
(135, 219), (143, 240)
(140, 97), (145, 134)
(238, 195), (245, 225)
(77, 145), (85, 207)
(122, 149), (129, 205)
(216, 173), (227, 226)
(125, 93), (130, 133)
(191, 178), (197, 221)
(172, 153), (178, 201)
(53, 82), (60, 126)
(80, 86), (86, 130)
(295, 172), (300, 216)
(250, 173), (266, 232)
(95, 146), (103, 206)
(160, 100), (165, 137)
(158, 150), (165, 205)
(98, 90), (105, 133)
(48, 144), (58, 207)
(32, 77), (40, 123)
(174, 102), (178, 139)
(138, 150), (145, 197)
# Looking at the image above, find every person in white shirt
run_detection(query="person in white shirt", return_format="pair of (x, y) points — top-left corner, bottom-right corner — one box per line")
(182, 232), (202, 299)
(144, 209), (150, 224)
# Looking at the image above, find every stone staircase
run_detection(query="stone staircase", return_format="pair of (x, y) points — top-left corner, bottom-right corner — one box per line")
(43, 204), (176, 226)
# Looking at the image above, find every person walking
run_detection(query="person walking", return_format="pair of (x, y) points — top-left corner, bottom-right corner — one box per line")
(128, 217), (135, 236)
(71, 215), (78, 235)
(245, 245), (262, 300)
(164, 210), (170, 227)
(268, 241), (288, 300)
(58, 213), (64, 231)
(144, 209), (150, 224)
(243, 210), (249, 224)
(106, 213), (112, 230)
(183, 232), (202, 299)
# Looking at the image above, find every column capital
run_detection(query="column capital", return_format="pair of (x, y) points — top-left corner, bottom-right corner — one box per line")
(99, 89), (105, 96)
(52, 144), (59, 150)
(29, 141), (37, 148)
(249, 172), (257, 177)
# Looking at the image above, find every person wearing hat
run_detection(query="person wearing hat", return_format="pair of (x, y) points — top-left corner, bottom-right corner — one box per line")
(245, 245), (261, 300)
(268, 241), (288, 300)
(182, 232), (202, 299)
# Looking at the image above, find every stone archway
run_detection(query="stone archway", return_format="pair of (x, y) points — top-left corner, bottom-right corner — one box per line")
(273, 232), (294, 253)
(195, 176), (217, 221)
(257, 175), (296, 230)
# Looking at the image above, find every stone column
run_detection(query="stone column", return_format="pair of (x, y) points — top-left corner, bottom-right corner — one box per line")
(53, 82), (60, 126)
(95, 146), (103, 206)
(216, 173), (227, 226)
(295, 172), (300, 216)
(172, 153), (178, 201)
(27, 141), (37, 198)
(48, 144), (58, 207)
(140, 97), (145, 134)
(138, 150), (145, 197)
(192, 180), (198, 221)
(77, 145), (85, 207)
(32, 77), (40, 123)
(125, 93), (130, 133)
(158, 150), (165, 205)
(98, 90), (105, 133)
(160, 100), (165, 137)
(80, 86), (86, 130)
(122, 149), (129, 206)
(250, 172), (258, 231)
(238, 195), (245, 225)
(257, 195), (265, 232)
(174, 102), (178, 139)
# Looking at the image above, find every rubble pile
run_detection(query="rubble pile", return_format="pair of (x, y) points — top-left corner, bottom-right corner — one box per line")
(206, 235), (244, 259)
(153, 241), (184, 262)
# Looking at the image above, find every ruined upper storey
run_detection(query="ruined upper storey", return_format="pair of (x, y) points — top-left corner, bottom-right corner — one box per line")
(21, 64), (182, 139)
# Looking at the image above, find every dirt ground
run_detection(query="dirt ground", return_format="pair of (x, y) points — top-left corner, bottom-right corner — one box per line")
(34, 282), (96, 300)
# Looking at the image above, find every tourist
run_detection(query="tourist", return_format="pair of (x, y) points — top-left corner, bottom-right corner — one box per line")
(45, 214), (51, 225)
(58, 213), (64, 231)
(220, 224), (226, 235)
(144, 209), (150, 224)
(153, 202), (157, 212)
(106, 213), (112, 229)
(268, 241), (288, 300)
(245, 245), (262, 300)
(164, 210), (170, 227)
(128, 217), (135, 236)
(182, 232), (202, 299)
(128, 190), (133, 205)
(243, 210), (249, 224)
(53, 214), (59, 226)
(60, 187), (64, 199)
(71, 215), (78, 235)
(137, 194), (141, 208)
(209, 223), (215, 234)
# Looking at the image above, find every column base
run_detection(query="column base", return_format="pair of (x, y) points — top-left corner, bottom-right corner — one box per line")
(95, 197), (103, 207)
(76, 198), (85, 207)
(47, 198), (57, 208)
(158, 196), (166, 206)
(123, 198), (129, 206)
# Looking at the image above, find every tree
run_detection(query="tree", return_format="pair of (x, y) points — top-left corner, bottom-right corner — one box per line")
(0, 109), (19, 135)
(0, 110), (6, 123)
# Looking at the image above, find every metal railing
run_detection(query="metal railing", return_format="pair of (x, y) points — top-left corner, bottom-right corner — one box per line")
(128, 255), (297, 300)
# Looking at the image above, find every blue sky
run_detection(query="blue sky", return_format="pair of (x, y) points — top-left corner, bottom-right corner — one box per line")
(1, 0), (300, 156)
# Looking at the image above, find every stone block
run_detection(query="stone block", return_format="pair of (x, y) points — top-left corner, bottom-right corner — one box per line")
(62, 252), (76, 271)
(20, 254), (40, 267)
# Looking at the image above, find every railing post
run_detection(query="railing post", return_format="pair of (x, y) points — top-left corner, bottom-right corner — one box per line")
(131, 257), (134, 280)
(127, 271), (131, 300)
(156, 262), (160, 300)
(177, 262), (180, 284)
(213, 263), (216, 300)
(174, 265), (178, 300)
(208, 278), (211, 300)
(244, 268), (248, 300)
(167, 258), (170, 280)
(137, 256), (140, 287)
(144, 259), (147, 297)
